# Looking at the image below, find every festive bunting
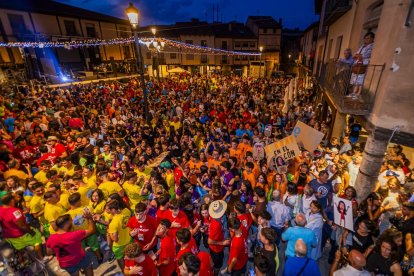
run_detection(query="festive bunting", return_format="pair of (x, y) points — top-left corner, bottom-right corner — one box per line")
(0, 37), (260, 56)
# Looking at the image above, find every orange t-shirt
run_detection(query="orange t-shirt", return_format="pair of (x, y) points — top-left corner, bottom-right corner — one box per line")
(242, 171), (256, 187)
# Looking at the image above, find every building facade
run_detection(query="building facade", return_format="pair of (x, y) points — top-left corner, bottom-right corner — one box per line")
(309, 0), (414, 199)
(139, 18), (281, 77)
(0, 0), (133, 83)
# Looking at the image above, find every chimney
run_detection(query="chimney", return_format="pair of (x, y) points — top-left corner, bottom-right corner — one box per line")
(228, 23), (232, 32)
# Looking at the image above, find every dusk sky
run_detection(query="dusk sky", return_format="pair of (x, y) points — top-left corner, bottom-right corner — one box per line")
(55, 0), (319, 29)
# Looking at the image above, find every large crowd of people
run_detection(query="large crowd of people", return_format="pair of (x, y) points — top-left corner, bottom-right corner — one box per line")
(0, 73), (413, 276)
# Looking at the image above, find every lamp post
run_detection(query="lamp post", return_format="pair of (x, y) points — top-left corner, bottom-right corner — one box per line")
(126, 3), (149, 125)
(259, 46), (263, 78)
(151, 27), (161, 83)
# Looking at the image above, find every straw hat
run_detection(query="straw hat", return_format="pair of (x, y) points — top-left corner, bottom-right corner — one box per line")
(209, 200), (227, 219)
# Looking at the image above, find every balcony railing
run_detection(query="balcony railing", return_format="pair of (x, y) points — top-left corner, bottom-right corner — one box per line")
(324, 0), (352, 25)
(318, 60), (385, 115)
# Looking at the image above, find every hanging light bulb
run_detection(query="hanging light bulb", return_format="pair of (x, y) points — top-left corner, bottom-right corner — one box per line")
(160, 41), (165, 48)
(153, 41), (158, 47)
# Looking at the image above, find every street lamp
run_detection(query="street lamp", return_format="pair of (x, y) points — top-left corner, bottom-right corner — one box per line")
(126, 2), (150, 124)
(259, 46), (263, 78)
(150, 27), (161, 83)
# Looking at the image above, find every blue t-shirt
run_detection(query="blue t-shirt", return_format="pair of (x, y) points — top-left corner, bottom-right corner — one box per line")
(309, 179), (333, 210)
(282, 226), (317, 258)
(283, 256), (321, 276)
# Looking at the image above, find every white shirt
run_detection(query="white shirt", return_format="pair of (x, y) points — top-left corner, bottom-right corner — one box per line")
(333, 265), (371, 276)
(267, 200), (291, 228)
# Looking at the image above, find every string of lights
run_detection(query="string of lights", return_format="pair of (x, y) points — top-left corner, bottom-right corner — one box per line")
(0, 37), (260, 56)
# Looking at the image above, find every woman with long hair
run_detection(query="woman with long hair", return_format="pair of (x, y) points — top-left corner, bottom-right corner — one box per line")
(306, 200), (324, 260)
(366, 238), (403, 275)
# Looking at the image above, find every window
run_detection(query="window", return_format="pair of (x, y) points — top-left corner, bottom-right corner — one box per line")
(334, 36), (343, 60)
(64, 20), (77, 36)
(235, 56), (240, 61)
(221, 41), (227, 50)
(201, 55), (208, 63)
(234, 42), (241, 48)
(262, 28), (267, 34)
(170, 53), (177, 59)
(7, 14), (26, 35)
(221, 55), (227, 64)
(364, 1), (384, 30)
(249, 42), (256, 48)
(242, 42), (248, 48)
(85, 23), (96, 38)
(201, 40), (207, 47)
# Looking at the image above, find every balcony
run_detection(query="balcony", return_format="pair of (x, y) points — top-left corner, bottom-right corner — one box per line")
(318, 60), (385, 115)
(324, 0), (352, 25)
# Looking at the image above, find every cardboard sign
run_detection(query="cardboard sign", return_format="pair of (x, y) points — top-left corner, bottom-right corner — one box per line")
(292, 121), (324, 152)
(146, 151), (170, 168)
(333, 195), (354, 232)
(253, 142), (265, 161)
(265, 136), (301, 169)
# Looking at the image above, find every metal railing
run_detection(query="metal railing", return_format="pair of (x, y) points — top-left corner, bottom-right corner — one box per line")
(318, 60), (385, 114)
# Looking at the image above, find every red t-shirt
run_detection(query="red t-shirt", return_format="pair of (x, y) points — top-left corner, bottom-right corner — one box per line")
(198, 251), (213, 276)
(36, 152), (58, 167)
(46, 230), (86, 268)
(166, 210), (190, 238)
(228, 235), (248, 271)
(51, 143), (67, 157)
(0, 207), (26, 238)
(12, 146), (36, 164)
(68, 118), (84, 129)
(158, 235), (176, 276)
(176, 238), (199, 274)
(208, 219), (224, 253)
(174, 167), (183, 185)
(176, 237), (199, 264)
(124, 255), (157, 276)
(156, 208), (169, 225)
(237, 213), (252, 239)
(127, 215), (157, 248)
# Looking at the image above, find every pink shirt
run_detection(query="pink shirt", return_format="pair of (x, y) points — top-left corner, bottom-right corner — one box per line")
(46, 230), (86, 268)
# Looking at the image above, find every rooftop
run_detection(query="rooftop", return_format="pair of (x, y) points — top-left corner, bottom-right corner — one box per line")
(138, 20), (256, 39)
(246, 16), (282, 28)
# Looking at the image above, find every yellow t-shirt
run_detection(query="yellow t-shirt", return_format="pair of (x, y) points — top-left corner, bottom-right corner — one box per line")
(134, 168), (152, 181)
(59, 191), (71, 210)
(169, 120), (182, 131)
(165, 172), (175, 196)
(66, 207), (91, 231)
(83, 175), (97, 190)
(34, 170), (48, 184)
(44, 202), (67, 234)
(77, 185), (92, 207)
(29, 194), (46, 224)
(58, 166), (75, 177)
(89, 200), (106, 214)
(108, 208), (131, 247)
(123, 182), (144, 209)
(99, 181), (122, 197)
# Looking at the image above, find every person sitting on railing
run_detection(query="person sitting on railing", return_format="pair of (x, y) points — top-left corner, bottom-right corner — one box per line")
(349, 32), (375, 99)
